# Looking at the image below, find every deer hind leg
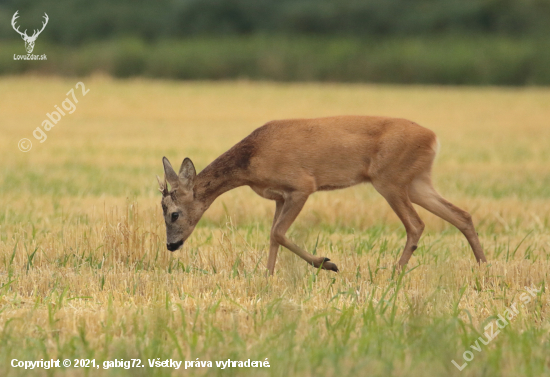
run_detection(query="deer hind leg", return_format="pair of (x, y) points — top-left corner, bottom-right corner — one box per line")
(409, 175), (487, 264)
(266, 199), (283, 276)
(373, 181), (425, 266)
(271, 192), (339, 272)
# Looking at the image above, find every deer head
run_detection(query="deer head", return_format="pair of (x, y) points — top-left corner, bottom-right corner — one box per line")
(158, 157), (204, 251)
(11, 11), (49, 54)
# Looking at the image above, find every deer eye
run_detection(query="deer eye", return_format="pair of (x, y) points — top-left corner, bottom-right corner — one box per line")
(171, 212), (179, 222)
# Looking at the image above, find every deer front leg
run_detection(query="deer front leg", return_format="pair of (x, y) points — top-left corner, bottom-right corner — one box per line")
(271, 192), (339, 272)
(266, 199), (283, 276)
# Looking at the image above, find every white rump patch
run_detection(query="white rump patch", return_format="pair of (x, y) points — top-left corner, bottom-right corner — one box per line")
(431, 137), (441, 156)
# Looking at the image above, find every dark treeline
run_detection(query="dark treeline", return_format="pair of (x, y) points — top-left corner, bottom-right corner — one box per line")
(1, 0), (550, 43)
(1, 0), (550, 85)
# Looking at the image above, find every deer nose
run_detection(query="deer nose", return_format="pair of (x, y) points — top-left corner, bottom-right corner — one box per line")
(166, 240), (184, 251)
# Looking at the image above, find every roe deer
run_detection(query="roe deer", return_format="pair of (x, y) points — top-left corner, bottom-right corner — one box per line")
(158, 116), (487, 275)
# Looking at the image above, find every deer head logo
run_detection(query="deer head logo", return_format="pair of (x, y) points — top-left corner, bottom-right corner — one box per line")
(11, 11), (49, 54)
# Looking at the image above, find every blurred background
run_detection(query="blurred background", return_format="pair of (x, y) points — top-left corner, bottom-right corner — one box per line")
(1, 0), (550, 85)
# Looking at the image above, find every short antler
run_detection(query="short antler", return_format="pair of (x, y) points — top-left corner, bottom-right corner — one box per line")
(11, 11), (28, 39)
(156, 175), (168, 196)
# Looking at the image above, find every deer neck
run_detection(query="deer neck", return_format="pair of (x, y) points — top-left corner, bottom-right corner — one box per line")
(194, 156), (247, 209)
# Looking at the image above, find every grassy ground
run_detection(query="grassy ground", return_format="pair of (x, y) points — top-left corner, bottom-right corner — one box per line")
(0, 77), (549, 376)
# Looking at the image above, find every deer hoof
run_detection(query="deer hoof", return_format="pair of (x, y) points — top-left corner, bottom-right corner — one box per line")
(320, 258), (339, 273)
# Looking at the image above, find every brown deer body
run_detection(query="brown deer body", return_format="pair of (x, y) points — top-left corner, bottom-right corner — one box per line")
(159, 116), (487, 275)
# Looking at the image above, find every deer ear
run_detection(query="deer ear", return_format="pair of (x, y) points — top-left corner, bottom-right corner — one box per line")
(162, 157), (180, 190)
(178, 158), (196, 191)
